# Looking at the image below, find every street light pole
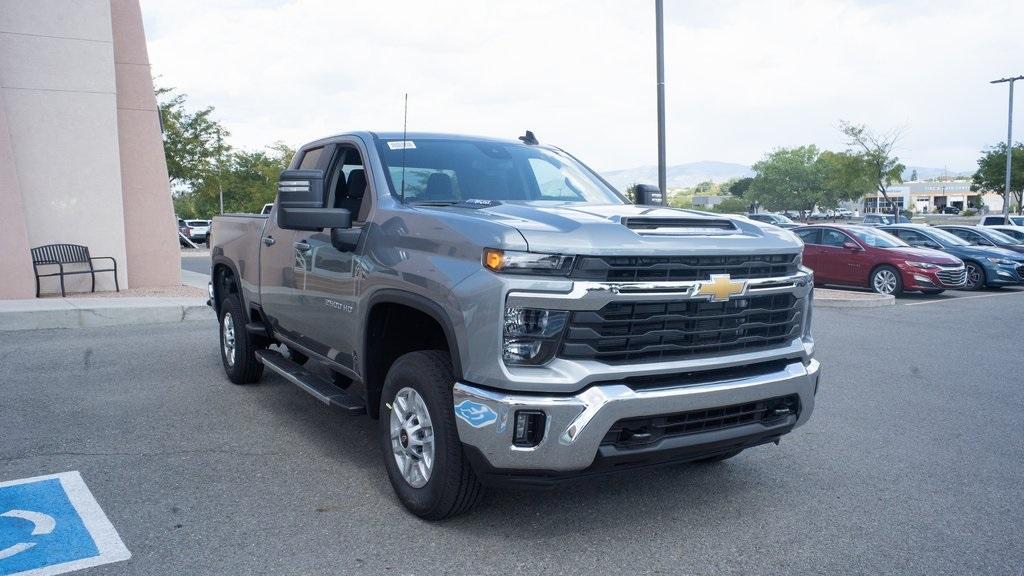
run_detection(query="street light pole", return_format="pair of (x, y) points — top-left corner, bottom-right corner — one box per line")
(655, 0), (667, 204)
(991, 75), (1024, 220)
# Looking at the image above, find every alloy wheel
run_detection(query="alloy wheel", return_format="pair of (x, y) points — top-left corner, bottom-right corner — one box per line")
(965, 264), (982, 289)
(389, 387), (435, 488)
(873, 269), (898, 294)
(222, 312), (236, 367)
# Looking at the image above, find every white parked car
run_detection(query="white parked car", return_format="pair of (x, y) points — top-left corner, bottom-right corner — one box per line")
(988, 225), (1024, 242)
(978, 214), (1024, 227)
(185, 219), (210, 242)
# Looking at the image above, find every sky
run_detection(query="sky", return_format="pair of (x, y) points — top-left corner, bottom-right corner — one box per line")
(141, 0), (1024, 173)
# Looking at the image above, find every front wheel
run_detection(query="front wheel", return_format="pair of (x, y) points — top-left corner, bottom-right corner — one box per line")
(870, 266), (903, 296)
(380, 350), (483, 520)
(962, 261), (985, 291)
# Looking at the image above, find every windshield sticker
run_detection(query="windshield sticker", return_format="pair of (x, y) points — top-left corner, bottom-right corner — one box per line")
(387, 140), (416, 150)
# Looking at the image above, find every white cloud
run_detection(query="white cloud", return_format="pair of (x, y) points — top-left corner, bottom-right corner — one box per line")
(142, 0), (1023, 172)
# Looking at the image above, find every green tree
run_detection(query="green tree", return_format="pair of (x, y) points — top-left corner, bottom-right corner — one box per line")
(711, 196), (748, 214)
(172, 143), (295, 218)
(747, 145), (825, 218)
(840, 121), (905, 218)
(970, 142), (1024, 213)
(157, 86), (231, 190)
(723, 176), (753, 198)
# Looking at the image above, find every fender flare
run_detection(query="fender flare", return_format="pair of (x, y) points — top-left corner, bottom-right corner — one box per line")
(363, 289), (463, 380)
(210, 255), (245, 317)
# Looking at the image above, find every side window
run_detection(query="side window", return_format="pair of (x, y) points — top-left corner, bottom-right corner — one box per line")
(947, 228), (975, 243)
(298, 147), (324, 170)
(821, 230), (850, 247)
(795, 228), (820, 245)
(326, 146), (372, 222)
(899, 230), (928, 245)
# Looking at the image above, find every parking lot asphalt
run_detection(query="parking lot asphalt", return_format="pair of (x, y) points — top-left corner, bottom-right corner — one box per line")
(2, 291), (1023, 575)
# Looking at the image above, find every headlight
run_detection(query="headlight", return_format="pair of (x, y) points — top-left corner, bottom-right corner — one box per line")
(985, 257), (1017, 266)
(503, 307), (567, 365)
(484, 249), (574, 276)
(905, 261), (939, 269)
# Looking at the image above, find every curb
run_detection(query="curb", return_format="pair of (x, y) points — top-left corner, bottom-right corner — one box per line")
(814, 294), (895, 308)
(0, 297), (214, 332)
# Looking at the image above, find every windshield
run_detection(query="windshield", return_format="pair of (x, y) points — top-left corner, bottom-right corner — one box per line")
(982, 229), (1020, 245)
(373, 138), (626, 205)
(848, 226), (906, 248)
(926, 228), (970, 246)
(774, 214), (794, 224)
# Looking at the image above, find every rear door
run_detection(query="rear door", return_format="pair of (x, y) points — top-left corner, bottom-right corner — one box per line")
(258, 145), (327, 342)
(795, 228), (826, 281)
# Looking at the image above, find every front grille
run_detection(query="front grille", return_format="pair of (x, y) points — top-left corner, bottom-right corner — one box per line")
(602, 395), (800, 449)
(572, 253), (800, 282)
(936, 267), (967, 286)
(560, 293), (801, 364)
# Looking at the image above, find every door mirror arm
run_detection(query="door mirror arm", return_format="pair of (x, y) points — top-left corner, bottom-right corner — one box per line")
(331, 227), (362, 252)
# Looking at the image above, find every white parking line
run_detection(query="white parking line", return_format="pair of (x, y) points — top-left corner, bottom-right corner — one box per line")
(903, 291), (1024, 306)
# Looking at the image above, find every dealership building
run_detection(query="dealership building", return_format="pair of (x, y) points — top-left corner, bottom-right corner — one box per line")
(0, 0), (179, 299)
(862, 180), (992, 213)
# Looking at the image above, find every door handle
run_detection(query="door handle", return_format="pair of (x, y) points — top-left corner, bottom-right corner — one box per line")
(294, 241), (311, 252)
(263, 236), (276, 246)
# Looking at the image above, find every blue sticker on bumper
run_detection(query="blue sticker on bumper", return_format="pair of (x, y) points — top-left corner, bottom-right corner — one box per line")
(454, 400), (498, 428)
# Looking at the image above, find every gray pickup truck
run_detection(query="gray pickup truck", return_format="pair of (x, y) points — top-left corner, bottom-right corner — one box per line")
(210, 131), (820, 519)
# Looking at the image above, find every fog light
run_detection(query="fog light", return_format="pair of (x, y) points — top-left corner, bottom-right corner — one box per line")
(513, 410), (546, 447)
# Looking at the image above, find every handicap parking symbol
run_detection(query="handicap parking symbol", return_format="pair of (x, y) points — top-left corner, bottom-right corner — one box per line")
(0, 471), (129, 575)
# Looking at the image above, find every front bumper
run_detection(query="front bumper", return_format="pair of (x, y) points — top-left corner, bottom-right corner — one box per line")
(453, 357), (820, 474)
(986, 263), (1024, 285)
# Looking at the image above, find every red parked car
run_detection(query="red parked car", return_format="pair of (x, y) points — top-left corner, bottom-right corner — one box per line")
(795, 225), (966, 295)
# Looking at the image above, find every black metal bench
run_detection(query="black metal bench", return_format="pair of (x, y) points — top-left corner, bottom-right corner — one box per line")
(30, 244), (119, 297)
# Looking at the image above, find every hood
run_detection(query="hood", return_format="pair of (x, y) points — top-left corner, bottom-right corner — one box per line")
(416, 203), (802, 256)
(884, 247), (962, 265)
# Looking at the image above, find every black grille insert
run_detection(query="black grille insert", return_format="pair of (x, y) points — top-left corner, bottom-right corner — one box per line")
(602, 395), (800, 449)
(560, 293), (801, 364)
(572, 253), (800, 282)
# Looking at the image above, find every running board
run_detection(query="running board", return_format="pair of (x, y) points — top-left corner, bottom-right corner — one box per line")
(255, 349), (366, 414)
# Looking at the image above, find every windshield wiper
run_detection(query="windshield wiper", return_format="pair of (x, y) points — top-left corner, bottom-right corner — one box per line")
(408, 200), (459, 206)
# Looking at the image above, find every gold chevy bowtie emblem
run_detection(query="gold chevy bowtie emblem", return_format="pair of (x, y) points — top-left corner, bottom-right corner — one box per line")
(694, 274), (747, 302)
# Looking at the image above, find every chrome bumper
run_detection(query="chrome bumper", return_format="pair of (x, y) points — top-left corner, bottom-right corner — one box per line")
(453, 358), (820, 472)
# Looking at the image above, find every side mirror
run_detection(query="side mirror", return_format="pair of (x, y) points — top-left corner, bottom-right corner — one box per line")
(278, 207), (351, 232)
(842, 241), (860, 251)
(633, 184), (664, 206)
(276, 169), (327, 230)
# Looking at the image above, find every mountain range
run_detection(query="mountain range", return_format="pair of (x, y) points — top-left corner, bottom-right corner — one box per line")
(599, 162), (972, 191)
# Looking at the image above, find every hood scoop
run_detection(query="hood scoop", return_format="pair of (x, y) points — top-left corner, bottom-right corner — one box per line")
(621, 217), (737, 235)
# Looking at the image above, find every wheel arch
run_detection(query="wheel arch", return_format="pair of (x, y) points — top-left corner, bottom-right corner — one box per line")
(362, 290), (463, 419)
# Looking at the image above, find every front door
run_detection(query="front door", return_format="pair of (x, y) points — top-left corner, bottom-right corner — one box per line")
(817, 229), (862, 285)
(292, 142), (372, 372)
(259, 145), (328, 343)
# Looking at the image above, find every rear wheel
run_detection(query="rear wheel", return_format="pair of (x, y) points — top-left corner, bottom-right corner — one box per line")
(219, 294), (264, 385)
(962, 261), (985, 291)
(379, 350), (483, 520)
(870, 266), (903, 296)
(920, 289), (945, 295)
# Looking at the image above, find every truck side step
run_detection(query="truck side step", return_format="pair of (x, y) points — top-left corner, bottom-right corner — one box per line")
(254, 349), (366, 414)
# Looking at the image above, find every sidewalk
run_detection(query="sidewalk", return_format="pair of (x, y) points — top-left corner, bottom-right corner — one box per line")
(0, 296), (213, 331)
(814, 287), (894, 308)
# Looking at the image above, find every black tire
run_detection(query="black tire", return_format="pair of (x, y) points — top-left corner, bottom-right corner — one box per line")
(962, 261), (985, 291)
(920, 289), (944, 295)
(218, 294), (264, 385)
(694, 449), (743, 463)
(870, 265), (903, 296)
(379, 350), (483, 520)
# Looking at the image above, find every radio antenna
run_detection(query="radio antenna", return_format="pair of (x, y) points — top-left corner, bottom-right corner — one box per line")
(400, 93), (408, 204)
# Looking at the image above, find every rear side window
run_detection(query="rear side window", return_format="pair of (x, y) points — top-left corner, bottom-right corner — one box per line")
(821, 230), (850, 247)
(298, 147), (324, 169)
(795, 228), (820, 244)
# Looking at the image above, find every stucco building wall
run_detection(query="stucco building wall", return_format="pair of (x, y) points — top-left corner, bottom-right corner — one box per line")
(0, 0), (177, 299)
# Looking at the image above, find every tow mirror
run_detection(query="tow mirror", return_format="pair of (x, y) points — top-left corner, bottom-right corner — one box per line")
(278, 207), (351, 232)
(633, 184), (664, 206)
